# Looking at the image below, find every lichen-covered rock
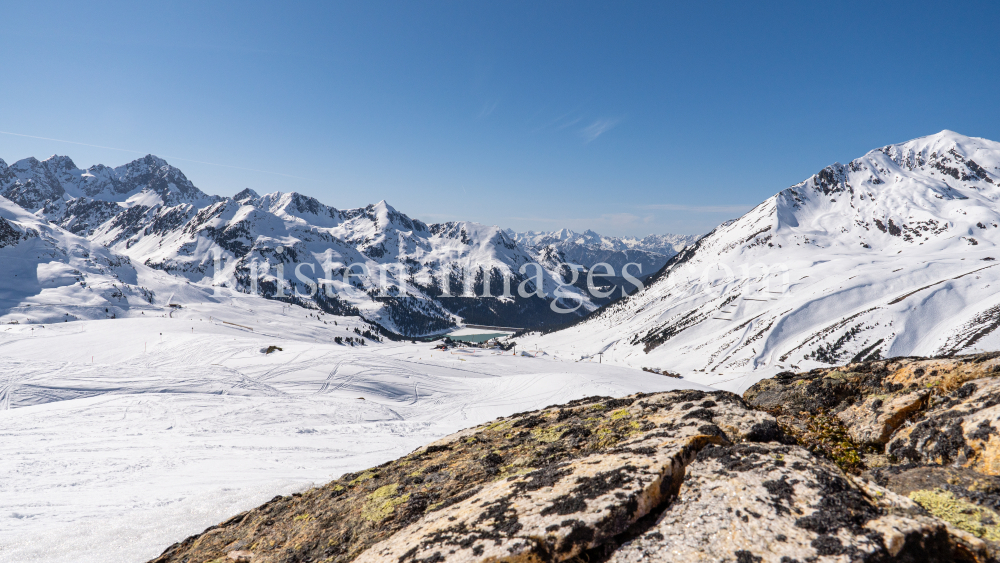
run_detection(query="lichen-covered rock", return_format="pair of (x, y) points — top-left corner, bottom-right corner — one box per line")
(355, 392), (776, 562)
(149, 390), (782, 563)
(887, 378), (1000, 474)
(836, 390), (930, 445)
(745, 354), (1000, 418)
(866, 464), (1000, 549)
(608, 443), (990, 562)
(744, 353), (1000, 473)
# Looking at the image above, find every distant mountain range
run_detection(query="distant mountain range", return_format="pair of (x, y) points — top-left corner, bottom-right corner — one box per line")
(511, 228), (699, 293)
(6, 130), (1000, 371)
(523, 130), (1000, 386)
(0, 154), (698, 335)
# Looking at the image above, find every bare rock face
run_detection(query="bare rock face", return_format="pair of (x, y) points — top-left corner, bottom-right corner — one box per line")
(610, 443), (989, 562)
(836, 390), (930, 445)
(355, 392), (772, 562)
(887, 378), (1000, 474)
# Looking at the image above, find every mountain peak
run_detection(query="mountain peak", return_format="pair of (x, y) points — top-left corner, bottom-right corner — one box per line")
(42, 155), (79, 169)
(372, 199), (397, 213)
(233, 188), (260, 204)
(140, 154), (170, 168)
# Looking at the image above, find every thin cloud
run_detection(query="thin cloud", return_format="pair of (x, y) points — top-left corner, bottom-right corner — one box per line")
(528, 105), (586, 133)
(580, 118), (620, 142)
(644, 203), (753, 213)
(477, 100), (499, 119)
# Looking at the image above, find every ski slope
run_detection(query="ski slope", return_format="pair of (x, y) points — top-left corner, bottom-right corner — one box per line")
(0, 286), (705, 563)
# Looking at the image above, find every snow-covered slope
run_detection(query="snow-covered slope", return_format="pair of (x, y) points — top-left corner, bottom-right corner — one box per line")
(0, 195), (153, 324)
(522, 131), (1000, 391)
(0, 284), (706, 563)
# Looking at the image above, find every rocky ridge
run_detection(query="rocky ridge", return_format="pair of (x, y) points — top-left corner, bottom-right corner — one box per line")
(148, 352), (1000, 563)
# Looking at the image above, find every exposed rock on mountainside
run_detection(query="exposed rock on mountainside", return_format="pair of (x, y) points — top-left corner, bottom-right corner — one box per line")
(150, 353), (1000, 563)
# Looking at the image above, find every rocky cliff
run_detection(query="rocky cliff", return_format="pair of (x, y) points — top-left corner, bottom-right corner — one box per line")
(150, 352), (1000, 562)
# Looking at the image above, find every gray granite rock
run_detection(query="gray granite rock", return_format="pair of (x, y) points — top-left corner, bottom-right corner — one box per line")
(609, 443), (989, 562)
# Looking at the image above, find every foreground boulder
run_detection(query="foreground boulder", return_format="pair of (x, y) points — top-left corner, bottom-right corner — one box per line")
(611, 443), (988, 562)
(744, 352), (1000, 557)
(149, 384), (992, 563)
(744, 352), (1000, 471)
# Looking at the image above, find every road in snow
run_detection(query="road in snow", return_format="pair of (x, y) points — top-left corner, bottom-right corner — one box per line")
(0, 290), (706, 563)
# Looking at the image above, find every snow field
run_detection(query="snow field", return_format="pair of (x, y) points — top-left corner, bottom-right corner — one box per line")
(0, 289), (706, 563)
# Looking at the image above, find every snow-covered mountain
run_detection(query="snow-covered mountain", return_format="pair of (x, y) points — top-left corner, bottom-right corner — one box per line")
(6, 154), (695, 334)
(522, 130), (1000, 390)
(91, 191), (600, 335)
(0, 195), (152, 324)
(511, 228), (700, 305)
(512, 228), (697, 255)
(0, 154), (219, 236)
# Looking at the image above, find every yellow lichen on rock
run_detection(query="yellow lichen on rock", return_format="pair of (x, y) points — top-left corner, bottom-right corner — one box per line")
(362, 483), (409, 522)
(531, 424), (565, 443)
(909, 488), (1000, 541)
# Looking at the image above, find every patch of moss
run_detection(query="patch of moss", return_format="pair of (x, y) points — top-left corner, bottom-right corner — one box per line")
(909, 488), (1000, 541)
(362, 483), (410, 522)
(798, 411), (874, 474)
(497, 466), (533, 480)
(594, 427), (618, 449)
(294, 513), (314, 523)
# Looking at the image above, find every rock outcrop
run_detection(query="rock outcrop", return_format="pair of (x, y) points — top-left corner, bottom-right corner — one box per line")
(743, 352), (1000, 471)
(149, 358), (1000, 563)
(744, 352), (1000, 559)
(610, 443), (988, 562)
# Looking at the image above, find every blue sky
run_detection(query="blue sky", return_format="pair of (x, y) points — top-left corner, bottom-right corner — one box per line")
(2, 1), (999, 236)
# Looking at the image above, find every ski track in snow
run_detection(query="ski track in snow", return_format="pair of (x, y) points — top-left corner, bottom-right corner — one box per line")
(0, 289), (705, 563)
